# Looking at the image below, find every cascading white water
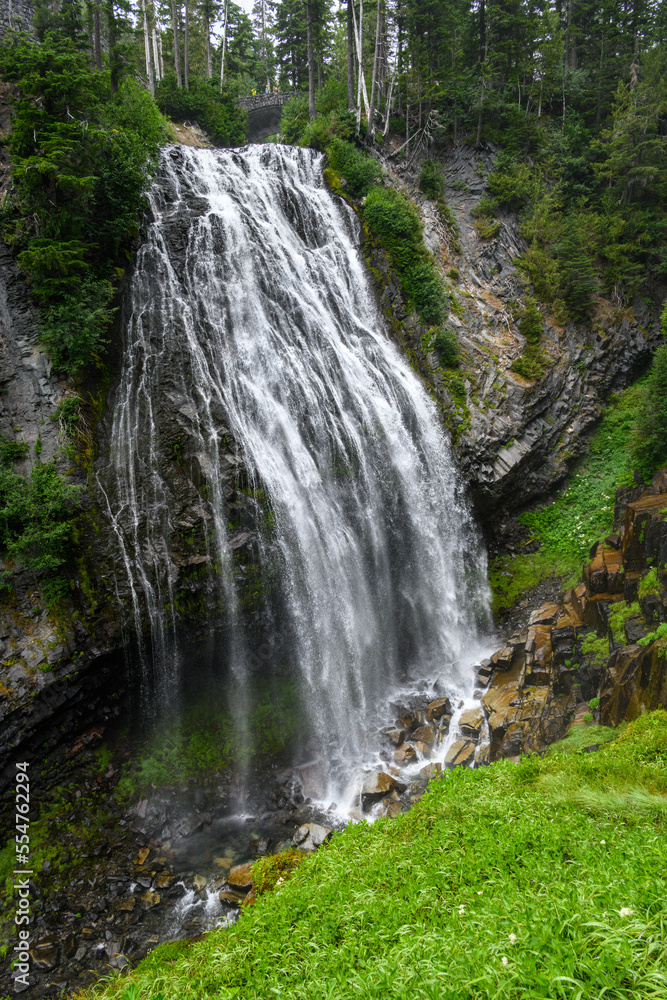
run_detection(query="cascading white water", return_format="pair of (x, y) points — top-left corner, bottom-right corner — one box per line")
(105, 143), (491, 791)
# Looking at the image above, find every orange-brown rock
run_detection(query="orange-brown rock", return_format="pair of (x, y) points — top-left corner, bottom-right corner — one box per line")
(425, 697), (451, 722)
(229, 862), (254, 891)
(459, 706), (483, 739)
(444, 740), (475, 769)
(412, 723), (435, 745)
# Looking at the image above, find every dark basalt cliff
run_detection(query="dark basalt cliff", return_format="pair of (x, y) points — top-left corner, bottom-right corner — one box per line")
(0, 138), (664, 791)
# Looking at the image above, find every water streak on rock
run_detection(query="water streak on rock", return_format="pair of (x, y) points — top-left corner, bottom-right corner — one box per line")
(106, 143), (489, 780)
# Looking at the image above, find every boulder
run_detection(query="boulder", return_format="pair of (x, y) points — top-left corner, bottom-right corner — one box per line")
(228, 862), (254, 891)
(491, 646), (514, 670)
(425, 697), (451, 722)
(214, 856), (233, 870)
(292, 822), (333, 850)
(393, 742), (416, 764)
(385, 728), (406, 745)
(413, 740), (431, 755)
(411, 723), (436, 745)
(444, 740), (475, 769)
(459, 707), (483, 740)
(295, 759), (327, 799)
(219, 890), (244, 906)
(419, 762), (442, 780)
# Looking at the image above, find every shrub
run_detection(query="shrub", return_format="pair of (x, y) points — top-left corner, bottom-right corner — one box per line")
(300, 110), (355, 152)
(514, 296), (543, 342)
(0, 437), (28, 466)
(631, 345), (667, 477)
(155, 75), (245, 146)
(39, 278), (114, 374)
(511, 339), (549, 380)
(363, 186), (423, 270)
(419, 159), (444, 200)
(327, 139), (381, 198)
(431, 326), (460, 367)
(403, 264), (447, 325)
(280, 95), (309, 144)
(0, 462), (83, 580)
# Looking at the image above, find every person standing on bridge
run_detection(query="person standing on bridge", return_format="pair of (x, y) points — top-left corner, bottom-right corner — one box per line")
(265, 84), (269, 94)
(252, 88), (256, 95)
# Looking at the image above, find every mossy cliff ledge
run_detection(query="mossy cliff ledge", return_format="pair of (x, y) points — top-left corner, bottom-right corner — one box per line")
(361, 143), (663, 544)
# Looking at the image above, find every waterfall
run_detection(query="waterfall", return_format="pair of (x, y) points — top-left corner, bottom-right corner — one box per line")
(104, 143), (490, 792)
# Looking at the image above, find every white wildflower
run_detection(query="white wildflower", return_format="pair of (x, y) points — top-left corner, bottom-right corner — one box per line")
(509, 933), (517, 943)
(477, 890), (484, 895)
(600, 839), (606, 845)
(619, 907), (633, 917)
(501, 956), (509, 966)
(458, 904), (466, 915)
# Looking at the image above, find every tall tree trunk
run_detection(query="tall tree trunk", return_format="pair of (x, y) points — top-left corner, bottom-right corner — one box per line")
(367, 0), (382, 140)
(219, 0), (228, 91)
(306, 1), (316, 120)
(152, 25), (161, 81)
(183, 0), (189, 90)
(94, 2), (102, 71)
(204, 9), (212, 79)
(347, 0), (355, 110)
(141, 0), (155, 95)
(158, 32), (164, 78)
(106, 0), (118, 94)
(171, 0), (182, 88)
(356, 0), (364, 133)
(86, 1), (94, 69)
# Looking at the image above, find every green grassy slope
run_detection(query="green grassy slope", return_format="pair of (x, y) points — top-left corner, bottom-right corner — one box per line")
(84, 712), (667, 1000)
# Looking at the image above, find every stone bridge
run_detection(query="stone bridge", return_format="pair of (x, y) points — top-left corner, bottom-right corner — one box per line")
(238, 92), (296, 143)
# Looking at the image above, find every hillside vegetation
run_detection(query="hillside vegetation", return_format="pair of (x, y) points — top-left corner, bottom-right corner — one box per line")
(83, 712), (667, 1000)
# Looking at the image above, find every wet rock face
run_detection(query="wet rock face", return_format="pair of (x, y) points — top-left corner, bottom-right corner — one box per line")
(465, 469), (667, 763)
(372, 144), (664, 548)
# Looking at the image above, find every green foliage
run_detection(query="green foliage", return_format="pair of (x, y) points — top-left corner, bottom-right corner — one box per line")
(581, 630), (609, 667)
(589, 697), (601, 709)
(155, 75), (246, 146)
(490, 381), (641, 615)
(0, 437), (28, 466)
(0, 462), (83, 576)
(639, 568), (660, 600)
(39, 278), (113, 374)
(299, 110), (356, 152)
(418, 159), (444, 200)
(510, 341), (548, 381)
(547, 724), (617, 755)
(0, 34), (168, 372)
(637, 621), (667, 655)
(53, 393), (82, 436)
(582, 711), (594, 723)
(251, 849), (306, 896)
(118, 680), (302, 795)
(609, 601), (642, 644)
(514, 296), (543, 342)
(487, 156), (535, 210)
(363, 186), (446, 324)
(631, 346), (667, 478)
(81, 712), (667, 1000)
(430, 326), (460, 368)
(280, 95), (309, 144)
(326, 139), (381, 198)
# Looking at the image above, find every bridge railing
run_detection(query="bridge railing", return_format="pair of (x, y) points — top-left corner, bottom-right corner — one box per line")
(238, 92), (297, 112)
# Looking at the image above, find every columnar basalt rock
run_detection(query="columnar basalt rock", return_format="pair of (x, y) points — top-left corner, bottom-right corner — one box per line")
(467, 469), (667, 763)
